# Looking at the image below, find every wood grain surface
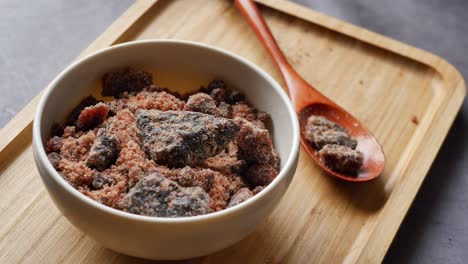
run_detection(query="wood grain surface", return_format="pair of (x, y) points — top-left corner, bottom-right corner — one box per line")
(0, 0), (465, 263)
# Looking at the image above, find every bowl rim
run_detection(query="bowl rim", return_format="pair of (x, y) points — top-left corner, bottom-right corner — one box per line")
(33, 39), (300, 224)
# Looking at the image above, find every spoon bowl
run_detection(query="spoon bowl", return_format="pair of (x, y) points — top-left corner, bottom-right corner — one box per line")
(299, 103), (384, 181)
(235, 0), (385, 181)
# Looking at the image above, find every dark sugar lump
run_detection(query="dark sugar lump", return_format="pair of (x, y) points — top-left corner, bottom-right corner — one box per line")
(318, 144), (363, 174)
(121, 173), (212, 217)
(136, 109), (239, 167)
(85, 128), (120, 171)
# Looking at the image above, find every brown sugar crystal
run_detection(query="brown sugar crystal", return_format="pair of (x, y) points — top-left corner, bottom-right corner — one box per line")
(64, 96), (100, 127)
(136, 109), (239, 167)
(121, 173), (213, 217)
(228, 188), (253, 208)
(85, 128), (121, 171)
(201, 147), (247, 175)
(244, 164), (279, 186)
(126, 89), (185, 112)
(306, 115), (346, 133)
(306, 127), (357, 150)
(305, 115), (363, 174)
(184, 93), (221, 116)
(318, 144), (363, 174)
(102, 68), (153, 98)
(236, 118), (280, 170)
(76, 102), (109, 131)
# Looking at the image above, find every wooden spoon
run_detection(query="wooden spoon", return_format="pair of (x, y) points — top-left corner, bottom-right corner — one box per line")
(235, 0), (385, 182)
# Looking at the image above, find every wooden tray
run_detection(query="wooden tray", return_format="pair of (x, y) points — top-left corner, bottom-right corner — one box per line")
(0, 0), (465, 263)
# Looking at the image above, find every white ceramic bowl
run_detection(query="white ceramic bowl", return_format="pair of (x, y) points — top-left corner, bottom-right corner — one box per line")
(33, 40), (300, 260)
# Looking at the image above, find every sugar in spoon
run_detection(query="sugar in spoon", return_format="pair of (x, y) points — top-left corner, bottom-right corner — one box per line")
(235, 0), (385, 182)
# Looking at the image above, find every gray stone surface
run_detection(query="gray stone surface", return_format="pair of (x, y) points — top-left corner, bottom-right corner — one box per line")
(0, 0), (466, 263)
(0, 0), (133, 124)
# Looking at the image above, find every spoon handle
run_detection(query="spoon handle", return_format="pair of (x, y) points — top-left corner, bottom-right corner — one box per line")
(234, 0), (300, 96)
(236, 0), (330, 106)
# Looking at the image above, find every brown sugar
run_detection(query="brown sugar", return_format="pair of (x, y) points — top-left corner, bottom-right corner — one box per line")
(244, 164), (278, 186)
(127, 89), (185, 112)
(45, 68), (281, 217)
(136, 110), (239, 167)
(306, 115), (346, 133)
(102, 68), (153, 98)
(65, 96), (99, 127)
(184, 93), (221, 116)
(236, 118), (280, 170)
(306, 128), (357, 150)
(121, 173), (213, 217)
(305, 115), (363, 174)
(76, 102), (109, 131)
(231, 103), (257, 122)
(318, 144), (363, 174)
(85, 128), (121, 172)
(228, 188), (253, 208)
(176, 166), (215, 192)
(201, 143), (246, 175)
(90, 172), (116, 190)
